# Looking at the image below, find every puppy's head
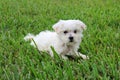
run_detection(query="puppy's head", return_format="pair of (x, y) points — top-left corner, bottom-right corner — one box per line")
(53, 20), (86, 45)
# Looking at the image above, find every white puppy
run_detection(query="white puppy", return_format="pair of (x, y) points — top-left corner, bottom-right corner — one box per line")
(24, 20), (89, 59)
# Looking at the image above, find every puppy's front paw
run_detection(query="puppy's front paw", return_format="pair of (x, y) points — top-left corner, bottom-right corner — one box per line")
(77, 52), (89, 59)
(61, 55), (68, 60)
(81, 55), (89, 59)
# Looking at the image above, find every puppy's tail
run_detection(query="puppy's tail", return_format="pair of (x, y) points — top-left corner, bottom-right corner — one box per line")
(24, 33), (35, 41)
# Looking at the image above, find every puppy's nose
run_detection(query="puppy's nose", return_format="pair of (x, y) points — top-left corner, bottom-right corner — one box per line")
(69, 37), (74, 42)
(69, 37), (73, 40)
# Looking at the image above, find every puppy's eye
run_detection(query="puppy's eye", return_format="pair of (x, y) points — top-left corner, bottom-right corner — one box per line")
(74, 30), (77, 33)
(64, 31), (68, 34)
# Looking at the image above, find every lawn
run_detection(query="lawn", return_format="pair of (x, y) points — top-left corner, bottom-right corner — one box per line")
(0, 0), (120, 79)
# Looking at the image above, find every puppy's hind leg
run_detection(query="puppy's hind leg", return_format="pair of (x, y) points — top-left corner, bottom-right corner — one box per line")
(24, 33), (35, 41)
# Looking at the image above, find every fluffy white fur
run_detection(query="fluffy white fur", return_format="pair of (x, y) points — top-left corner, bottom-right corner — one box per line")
(24, 20), (89, 59)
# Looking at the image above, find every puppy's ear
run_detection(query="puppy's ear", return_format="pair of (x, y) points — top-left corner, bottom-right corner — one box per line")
(81, 22), (87, 30)
(76, 20), (87, 30)
(52, 23), (59, 32)
(52, 20), (63, 33)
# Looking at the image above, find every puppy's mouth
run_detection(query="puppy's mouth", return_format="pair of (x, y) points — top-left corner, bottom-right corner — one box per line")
(69, 40), (74, 42)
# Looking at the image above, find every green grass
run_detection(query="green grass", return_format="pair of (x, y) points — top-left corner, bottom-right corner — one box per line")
(0, 0), (120, 79)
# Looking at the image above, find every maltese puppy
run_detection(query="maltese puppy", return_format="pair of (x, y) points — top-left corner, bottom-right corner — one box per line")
(24, 20), (89, 59)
